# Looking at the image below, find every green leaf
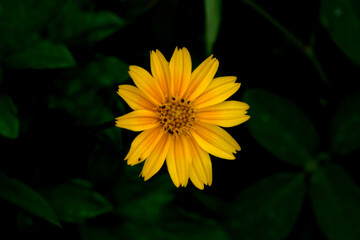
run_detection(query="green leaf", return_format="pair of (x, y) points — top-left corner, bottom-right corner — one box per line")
(310, 165), (360, 240)
(80, 211), (229, 240)
(0, 172), (60, 226)
(119, 210), (230, 240)
(0, 93), (19, 139)
(204, 0), (222, 55)
(193, 190), (226, 214)
(330, 93), (360, 155)
(79, 11), (125, 44)
(320, 0), (360, 64)
(119, 187), (174, 222)
(48, 56), (127, 125)
(0, 0), (62, 55)
(244, 89), (319, 166)
(84, 57), (129, 86)
(0, 67), (3, 83)
(228, 172), (305, 240)
(43, 179), (113, 223)
(162, 212), (230, 240)
(115, 165), (174, 222)
(4, 40), (76, 69)
(47, 0), (124, 46)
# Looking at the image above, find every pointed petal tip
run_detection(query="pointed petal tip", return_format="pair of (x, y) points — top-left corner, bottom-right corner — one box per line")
(196, 185), (205, 190)
(172, 180), (181, 188)
(139, 171), (152, 181)
(155, 49), (164, 55)
(181, 180), (189, 188)
(242, 102), (250, 110)
(180, 47), (189, 53)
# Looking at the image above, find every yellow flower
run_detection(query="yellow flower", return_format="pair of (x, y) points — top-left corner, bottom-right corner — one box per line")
(116, 47), (250, 189)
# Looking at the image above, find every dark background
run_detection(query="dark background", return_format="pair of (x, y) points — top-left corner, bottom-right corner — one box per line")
(1, 0), (360, 239)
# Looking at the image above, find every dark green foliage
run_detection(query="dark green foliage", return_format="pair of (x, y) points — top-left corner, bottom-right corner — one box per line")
(243, 87), (360, 239)
(4, 40), (76, 69)
(204, 0), (222, 55)
(228, 172), (305, 240)
(244, 89), (319, 166)
(46, 0), (125, 46)
(0, 0), (62, 56)
(0, 94), (19, 139)
(320, 0), (360, 64)
(42, 179), (113, 223)
(48, 56), (128, 125)
(79, 209), (230, 240)
(310, 165), (360, 240)
(330, 93), (360, 155)
(0, 171), (61, 226)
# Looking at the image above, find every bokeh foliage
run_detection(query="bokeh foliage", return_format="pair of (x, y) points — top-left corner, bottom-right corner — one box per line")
(244, 89), (360, 240)
(1, 0), (360, 239)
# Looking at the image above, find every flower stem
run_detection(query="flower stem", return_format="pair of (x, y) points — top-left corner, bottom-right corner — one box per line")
(242, 0), (330, 87)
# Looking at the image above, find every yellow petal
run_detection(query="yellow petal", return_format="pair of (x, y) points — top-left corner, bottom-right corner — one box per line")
(189, 165), (204, 190)
(188, 136), (212, 186)
(169, 47), (192, 98)
(178, 134), (192, 186)
(166, 139), (180, 187)
(128, 65), (164, 106)
(150, 50), (171, 100)
(192, 76), (240, 109)
(125, 126), (164, 166)
(185, 55), (219, 101)
(197, 100), (250, 127)
(191, 121), (240, 160)
(115, 110), (159, 131)
(141, 132), (171, 180)
(166, 135), (192, 187)
(117, 85), (155, 110)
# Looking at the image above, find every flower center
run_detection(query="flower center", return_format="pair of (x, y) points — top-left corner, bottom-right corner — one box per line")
(157, 97), (195, 135)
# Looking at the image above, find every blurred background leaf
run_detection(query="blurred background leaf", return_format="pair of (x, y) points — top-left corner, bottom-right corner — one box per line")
(244, 88), (319, 166)
(159, 210), (229, 240)
(0, 93), (19, 139)
(0, 0), (61, 56)
(193, 190), (226, 214)
(204, 0), (222, 55)
(48, 56), (128, 125)
(227, 172), (305, 240)
(79, 208), (229, 240)
(320, 0), (360, 65)
(310, 164), (360, 240)
(0, 171), (60, 227)
(113, 164), (174, 223)
(42, 178), (113, 223)
(4, 40), (76, 69)
(330, 93), (360, 155)
(47, 0), (125, 47)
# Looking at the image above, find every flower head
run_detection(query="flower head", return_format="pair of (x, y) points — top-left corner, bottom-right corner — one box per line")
(116, 47), (249, 189)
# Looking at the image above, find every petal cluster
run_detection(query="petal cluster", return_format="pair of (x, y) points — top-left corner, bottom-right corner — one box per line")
(116, 47), (249, 189)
